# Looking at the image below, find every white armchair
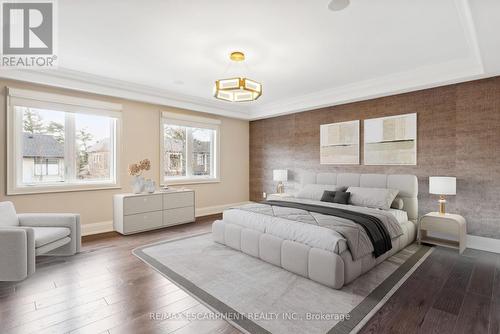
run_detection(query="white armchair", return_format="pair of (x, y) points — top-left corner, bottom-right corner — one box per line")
(0, 201), (81, 281)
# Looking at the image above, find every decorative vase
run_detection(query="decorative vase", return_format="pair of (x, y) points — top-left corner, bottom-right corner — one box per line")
(144, 179), (156, 193)
(131, 175), (145, 194)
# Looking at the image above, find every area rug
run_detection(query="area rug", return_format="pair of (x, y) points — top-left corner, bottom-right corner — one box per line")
(133, 233), (432, 334)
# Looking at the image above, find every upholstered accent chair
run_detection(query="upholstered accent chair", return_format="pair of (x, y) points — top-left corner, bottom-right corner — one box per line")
(0, 201), (81, 281)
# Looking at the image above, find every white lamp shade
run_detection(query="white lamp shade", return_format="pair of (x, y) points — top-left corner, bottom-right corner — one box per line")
(429, 177), (456, 195)
(273, 169), (288, 182)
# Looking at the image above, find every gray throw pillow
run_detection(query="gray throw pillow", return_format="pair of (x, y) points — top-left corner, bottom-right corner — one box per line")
(320, 190), (337, 203)
(333, 191), (350, 205)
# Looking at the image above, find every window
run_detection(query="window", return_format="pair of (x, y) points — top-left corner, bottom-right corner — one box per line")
(161, 112), (220, 184)
(7, 88), (122, 194)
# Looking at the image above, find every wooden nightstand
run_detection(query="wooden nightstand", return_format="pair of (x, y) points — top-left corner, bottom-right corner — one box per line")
(418, 212), (467, 254)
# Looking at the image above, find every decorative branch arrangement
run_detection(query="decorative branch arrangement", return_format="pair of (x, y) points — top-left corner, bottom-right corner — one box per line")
(128, 159), (151, 176)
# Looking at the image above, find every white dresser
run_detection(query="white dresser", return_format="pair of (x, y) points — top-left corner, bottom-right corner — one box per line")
(113, 189), (195, 235)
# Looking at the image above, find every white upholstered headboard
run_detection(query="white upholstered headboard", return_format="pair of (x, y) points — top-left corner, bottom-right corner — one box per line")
(300, 172), (418, 222)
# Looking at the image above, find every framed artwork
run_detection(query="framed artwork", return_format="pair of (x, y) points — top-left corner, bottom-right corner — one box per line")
(320, 120), (360, 164)
(364, 113), (417, 165)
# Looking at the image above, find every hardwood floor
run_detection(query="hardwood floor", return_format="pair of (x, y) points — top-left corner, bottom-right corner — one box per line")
(1, 217), (499, 334)
(0, 215), (238, 334)
(359, 246), (500, 334)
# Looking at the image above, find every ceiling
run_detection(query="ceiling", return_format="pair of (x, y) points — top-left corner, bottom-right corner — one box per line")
(1, 0), (499, 120)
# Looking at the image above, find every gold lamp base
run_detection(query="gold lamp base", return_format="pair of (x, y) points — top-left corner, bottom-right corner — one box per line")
(439, 195), (446, 215)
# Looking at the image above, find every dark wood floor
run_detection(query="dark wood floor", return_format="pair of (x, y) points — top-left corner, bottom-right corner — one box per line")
(1, 217), (499, 334)
(359, 245), (500, 334)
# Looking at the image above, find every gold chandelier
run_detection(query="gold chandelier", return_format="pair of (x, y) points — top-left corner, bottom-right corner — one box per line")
(214, 51), (262, 102)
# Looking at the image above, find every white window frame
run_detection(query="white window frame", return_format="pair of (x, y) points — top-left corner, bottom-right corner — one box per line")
(160, 111), (221, 185)
(7, 87), (122, 195)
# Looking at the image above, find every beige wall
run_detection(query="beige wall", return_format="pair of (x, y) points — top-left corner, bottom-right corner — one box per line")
(0, 79), (249, 226)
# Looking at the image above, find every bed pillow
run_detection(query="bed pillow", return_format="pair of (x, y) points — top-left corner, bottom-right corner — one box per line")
(391, 197), (404, 210)
(297, 184), (339, 201)
(333, 191), (351, 205)
(320, 190), (337, 203)
(347, 187), (399, 210)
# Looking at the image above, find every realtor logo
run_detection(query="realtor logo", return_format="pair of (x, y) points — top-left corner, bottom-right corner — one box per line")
(1, 0), (57, 67)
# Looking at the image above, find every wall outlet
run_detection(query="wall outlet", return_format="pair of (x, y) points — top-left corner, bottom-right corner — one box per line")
(263, 192), (267, 199)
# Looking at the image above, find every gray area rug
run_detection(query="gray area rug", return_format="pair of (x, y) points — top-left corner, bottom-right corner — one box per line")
(133, 233), (431, 334)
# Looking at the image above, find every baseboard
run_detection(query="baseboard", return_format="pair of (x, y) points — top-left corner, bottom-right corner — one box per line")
(81, 220), (114, 236)
(81, 201), (253, 236)
(195, 201), (252, 217)
(467, 234), (500, 254)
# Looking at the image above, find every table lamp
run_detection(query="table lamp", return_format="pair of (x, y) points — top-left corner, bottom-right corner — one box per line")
(273, 169), (288, 194)
(429, 176), (456, 215)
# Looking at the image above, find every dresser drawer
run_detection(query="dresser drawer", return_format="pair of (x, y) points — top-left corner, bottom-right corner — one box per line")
(163, 192), (194, 209)
(124, 195), (163, 215)
(123, 211), (163, 233)
(163, 207), (195, 226)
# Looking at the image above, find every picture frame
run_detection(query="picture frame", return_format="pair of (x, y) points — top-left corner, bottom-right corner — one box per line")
(364, 113), (417, 165)
(320, 120), (360, 165)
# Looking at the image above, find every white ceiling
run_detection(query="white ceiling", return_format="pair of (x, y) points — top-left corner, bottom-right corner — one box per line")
(1, 0), (499, 120)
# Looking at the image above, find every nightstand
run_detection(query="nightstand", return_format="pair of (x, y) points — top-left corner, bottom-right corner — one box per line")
(418, 212), (466, 254)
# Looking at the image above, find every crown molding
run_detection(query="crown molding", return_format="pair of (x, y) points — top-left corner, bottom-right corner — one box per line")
(0, 68), (253, 120)
(249, 57), (485, 120)
(1, 59), (487, 122)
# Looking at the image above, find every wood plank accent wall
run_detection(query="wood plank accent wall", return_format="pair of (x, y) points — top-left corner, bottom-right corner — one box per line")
(250, 76), (500, 239)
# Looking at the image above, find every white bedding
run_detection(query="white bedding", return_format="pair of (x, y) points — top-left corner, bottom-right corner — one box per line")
(223, 208), (349, 254)
(224, 197), (411, 258)
(387, 208), (408, 224)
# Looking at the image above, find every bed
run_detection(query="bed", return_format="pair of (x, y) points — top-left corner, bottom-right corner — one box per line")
(212, 173), (418, 289)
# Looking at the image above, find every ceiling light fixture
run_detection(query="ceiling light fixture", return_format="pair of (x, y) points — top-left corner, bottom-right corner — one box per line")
(328, 0), (350, 11)
(214, 51), (262, 102)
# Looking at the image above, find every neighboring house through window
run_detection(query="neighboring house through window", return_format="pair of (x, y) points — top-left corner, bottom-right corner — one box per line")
(23, 133), (64, 183)
(161, 112), (220, 184)
(86, 138), (111, 179)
